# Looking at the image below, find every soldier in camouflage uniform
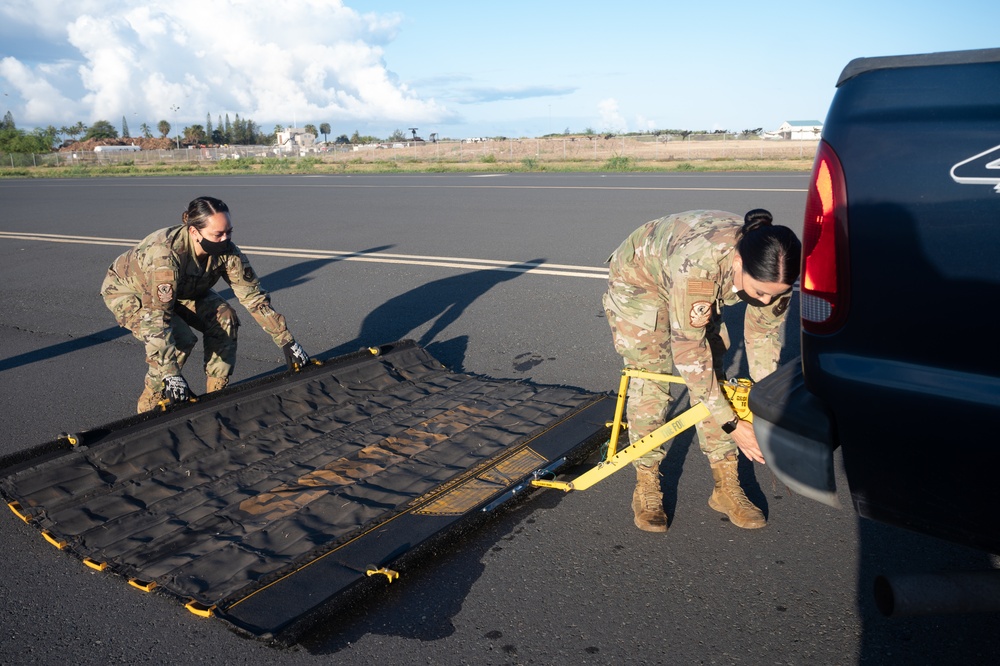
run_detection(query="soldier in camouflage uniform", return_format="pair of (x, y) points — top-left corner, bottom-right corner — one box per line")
(603, 209), (801, 532)
(102, 196), (311, 413)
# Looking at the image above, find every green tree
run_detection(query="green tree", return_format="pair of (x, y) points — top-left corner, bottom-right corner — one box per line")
(184, 124), (207, 144)
(205, 114), (213, 142)
(84, 119), (119, 140)
(139, 122), (152, 138)
(319, 122), (331, 142)
(304, 123), (317, 138)
(60, 121), (87, 142)
(37, 125), (58, 149)
(224, 114), (232, 143)
(157, 120), (171, 138)
(334, 134), (350, 144)
(0, 126), (55, 153)
(1, 111), (15, 130)
(121, 115), (130, 138)
(232, 114), (245, 144)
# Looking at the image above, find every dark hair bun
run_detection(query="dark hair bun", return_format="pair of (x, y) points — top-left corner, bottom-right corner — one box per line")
(743, 208), (773, 232)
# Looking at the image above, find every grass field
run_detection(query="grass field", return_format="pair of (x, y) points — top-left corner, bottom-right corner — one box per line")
(0, 137), (818, 177)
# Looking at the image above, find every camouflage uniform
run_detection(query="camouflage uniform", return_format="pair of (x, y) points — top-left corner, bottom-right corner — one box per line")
(603, 210), (791, 464)
(101, 225), (294, 397)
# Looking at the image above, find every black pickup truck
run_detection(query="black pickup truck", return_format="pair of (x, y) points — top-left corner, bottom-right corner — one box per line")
(749, 48), (1000, 612)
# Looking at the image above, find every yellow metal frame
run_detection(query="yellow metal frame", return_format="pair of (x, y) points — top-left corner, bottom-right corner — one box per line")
(531, 368), (709, 492)
(530, 368), (751, 493)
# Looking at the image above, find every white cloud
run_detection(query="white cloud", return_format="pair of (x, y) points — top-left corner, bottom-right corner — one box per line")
(0, 0), (455, 129)
(634, 114), (657, 132)
(597, 98), (626, 134)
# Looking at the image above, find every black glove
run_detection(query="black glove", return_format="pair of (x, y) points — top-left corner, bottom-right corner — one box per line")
(162, 375), (190, 403)
(282, 340), (310, 371)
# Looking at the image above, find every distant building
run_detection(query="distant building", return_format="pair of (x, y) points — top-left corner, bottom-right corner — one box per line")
(768, 120), (823, 140)
(275, 127), (316, 152)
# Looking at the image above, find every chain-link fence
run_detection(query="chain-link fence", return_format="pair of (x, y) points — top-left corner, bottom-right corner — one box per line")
(2, 136), (819, 169)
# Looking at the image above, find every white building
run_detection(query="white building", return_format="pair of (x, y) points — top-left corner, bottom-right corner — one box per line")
(770, 120), (823, 140)
(274, 127), (317, 153)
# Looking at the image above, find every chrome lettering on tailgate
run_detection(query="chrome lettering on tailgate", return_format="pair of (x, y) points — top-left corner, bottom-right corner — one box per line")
(950, 144), (1000, 193)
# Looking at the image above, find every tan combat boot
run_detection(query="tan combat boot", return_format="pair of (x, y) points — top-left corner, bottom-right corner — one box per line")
(632, 464), (668, 532)
(708, 453), (766, 529)
(206, 376), (229, 393)
(137, 383), (162, 414)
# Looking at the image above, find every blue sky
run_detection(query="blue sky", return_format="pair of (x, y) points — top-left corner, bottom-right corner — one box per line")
(1, 1), (997, 140)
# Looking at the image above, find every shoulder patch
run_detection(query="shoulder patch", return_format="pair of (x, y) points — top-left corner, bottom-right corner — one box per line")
(689, 301), (713, 328)
(773, 296), (790, 317)
(243, 265), (255, 282)
(687, 279), (715, 296)
(156, 283), (174, 303)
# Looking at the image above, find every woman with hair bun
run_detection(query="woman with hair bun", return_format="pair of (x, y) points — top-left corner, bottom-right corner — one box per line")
(604, 209), (801, 532)
(101, 196), (310, 413)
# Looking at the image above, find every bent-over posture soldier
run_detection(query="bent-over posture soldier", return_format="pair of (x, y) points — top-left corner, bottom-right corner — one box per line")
(604, 209), (801, 532)
(102, 196), (310, 413)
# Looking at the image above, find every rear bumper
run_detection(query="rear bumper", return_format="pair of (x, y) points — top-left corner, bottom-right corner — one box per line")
(749, 358), (840, 507)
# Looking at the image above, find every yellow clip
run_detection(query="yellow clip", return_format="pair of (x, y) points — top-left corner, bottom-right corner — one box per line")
(8, 501), (30, 523)
(83, 558), (107, 572)
(367, 347), (381, 356)
(366, 566), (399, 582)
(185, 600), (215, 618)
(128, 579), (157, 592)
(722, 378), (754, 423)
(58, 432), (80, 446)
(41, 531), (67, 550)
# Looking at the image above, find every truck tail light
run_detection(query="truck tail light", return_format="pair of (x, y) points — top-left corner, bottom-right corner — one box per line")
(801, 140), (850, 334)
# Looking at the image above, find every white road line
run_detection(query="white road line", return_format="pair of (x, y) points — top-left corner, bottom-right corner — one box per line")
(0, 231), (610, 279)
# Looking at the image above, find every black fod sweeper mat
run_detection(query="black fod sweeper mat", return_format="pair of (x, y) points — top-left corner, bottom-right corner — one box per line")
(0, 340), (612, 642)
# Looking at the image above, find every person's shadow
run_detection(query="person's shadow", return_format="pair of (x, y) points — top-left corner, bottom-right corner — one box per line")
(324, 258), (548, 371)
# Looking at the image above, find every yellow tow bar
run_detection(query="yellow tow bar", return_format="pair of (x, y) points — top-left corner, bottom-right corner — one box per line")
(530, 369), (750, 492)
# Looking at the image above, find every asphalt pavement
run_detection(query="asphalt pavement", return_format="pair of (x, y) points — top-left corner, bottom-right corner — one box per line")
(1, 173), (998, 665)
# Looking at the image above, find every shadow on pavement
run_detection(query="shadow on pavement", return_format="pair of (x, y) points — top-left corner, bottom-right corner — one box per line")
(323, 258), (548, 371)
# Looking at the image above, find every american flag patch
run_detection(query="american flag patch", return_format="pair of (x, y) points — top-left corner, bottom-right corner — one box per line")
(687, 279), (715, 296)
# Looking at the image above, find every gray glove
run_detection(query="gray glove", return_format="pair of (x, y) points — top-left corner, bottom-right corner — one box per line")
(282, 340), (310, 371)
(162, 375), (190, 403)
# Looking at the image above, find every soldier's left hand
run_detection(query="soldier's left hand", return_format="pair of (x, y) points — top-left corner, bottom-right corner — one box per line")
(731, 419), (766, 464)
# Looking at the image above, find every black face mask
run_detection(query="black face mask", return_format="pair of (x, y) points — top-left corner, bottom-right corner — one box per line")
(736, 290), (768, 308)
(198, 236), (233, 257)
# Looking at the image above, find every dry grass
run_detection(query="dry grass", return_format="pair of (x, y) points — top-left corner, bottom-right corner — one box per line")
(1, 137), (818, 177)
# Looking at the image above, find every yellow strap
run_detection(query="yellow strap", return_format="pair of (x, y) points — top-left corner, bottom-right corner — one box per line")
(7, 501), (30, 523)
(41, 531), (67, 550)
(128, 579), (158, 592)
(83, 558), (107, 572)
(185, 600), (215, 618)
(366, 566), (400, 582)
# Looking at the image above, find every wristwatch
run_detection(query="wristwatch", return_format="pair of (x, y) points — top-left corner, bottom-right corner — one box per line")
(721, 415), (740, 434)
